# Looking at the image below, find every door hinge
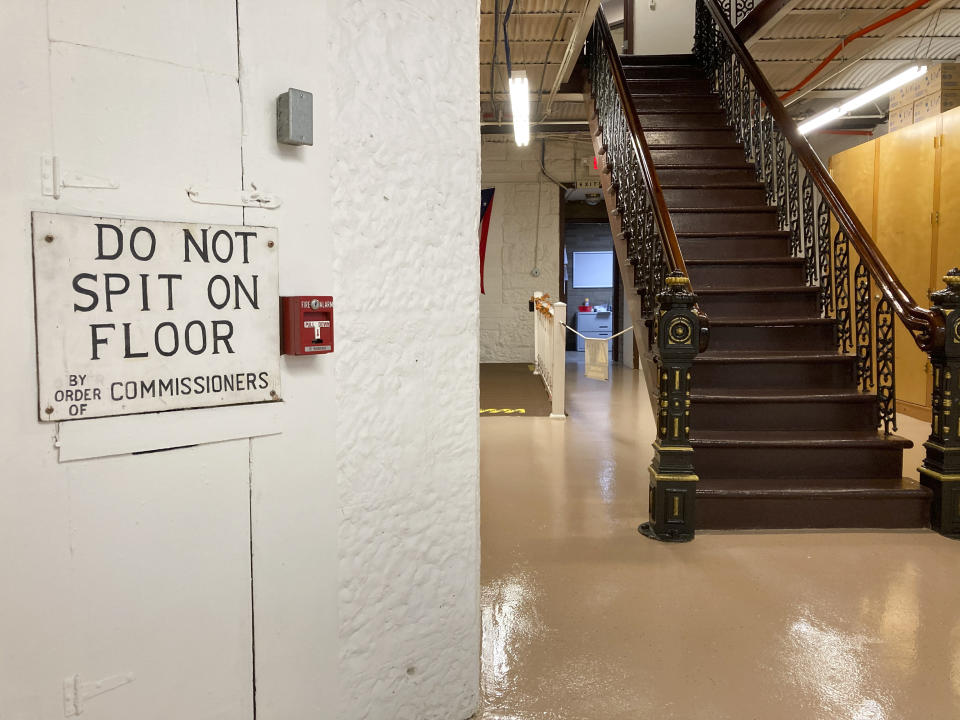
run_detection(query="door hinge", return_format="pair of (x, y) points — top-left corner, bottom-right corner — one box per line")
(42, 155), (118, 199)
(186, 185), (282, 209)
(932, 211), (940, 225)
(63, 672), (134, 717)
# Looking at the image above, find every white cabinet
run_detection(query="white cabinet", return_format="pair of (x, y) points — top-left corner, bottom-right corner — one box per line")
(576, 310), (613, 352)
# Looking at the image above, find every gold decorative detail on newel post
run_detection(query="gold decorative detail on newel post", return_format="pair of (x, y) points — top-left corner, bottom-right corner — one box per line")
(640, 271), (701, 542)
(921, 268), (960, 537)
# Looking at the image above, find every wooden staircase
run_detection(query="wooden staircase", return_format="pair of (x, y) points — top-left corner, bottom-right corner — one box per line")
(617, 54), (931, 530)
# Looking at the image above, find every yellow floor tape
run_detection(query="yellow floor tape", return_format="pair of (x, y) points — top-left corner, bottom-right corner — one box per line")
(480, 408), (527, 415)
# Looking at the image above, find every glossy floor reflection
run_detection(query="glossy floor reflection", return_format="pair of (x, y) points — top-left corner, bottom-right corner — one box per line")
(478, 353), (960, 720)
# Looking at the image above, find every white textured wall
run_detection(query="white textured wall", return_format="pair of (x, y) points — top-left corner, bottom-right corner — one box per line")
(0, 1), (480, 719)
(480, 138), (593, 363)
(331, 2), (481, 718)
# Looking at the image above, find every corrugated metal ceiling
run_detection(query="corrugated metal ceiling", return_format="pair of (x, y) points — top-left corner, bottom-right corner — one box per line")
(480, 0), (598, 127)
(748, 0), (960, 122)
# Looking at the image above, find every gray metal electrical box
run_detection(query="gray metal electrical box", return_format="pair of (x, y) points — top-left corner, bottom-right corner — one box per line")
(277, 88), (313, 146)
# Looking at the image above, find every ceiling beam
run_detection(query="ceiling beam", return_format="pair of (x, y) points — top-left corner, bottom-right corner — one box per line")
(740, 0), (807, 48)
(543, 0), (601, 119)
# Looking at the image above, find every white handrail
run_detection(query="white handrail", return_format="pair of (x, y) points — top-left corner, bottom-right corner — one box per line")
(532, 297), (566, 420)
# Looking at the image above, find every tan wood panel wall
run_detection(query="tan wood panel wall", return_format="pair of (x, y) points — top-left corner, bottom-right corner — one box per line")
(829, 106), (960, 418)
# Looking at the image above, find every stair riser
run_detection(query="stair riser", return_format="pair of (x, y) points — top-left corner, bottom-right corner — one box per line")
(635, 113), (726, 129)
(692, 445), (905, 481)
(620, 54), (697, 66)
(623, 66), (703, 79)
(680, 236), (791, 260)
(693, 360), (856, 390)
(632, 96), (720, 112)
(626, 78), (711, 94)
(694, 399), (878, 432)
(696, 293), (820, 318)
(696, 494), (929, 529)
(671, 211), (780, 233)
(663, 187), (767, 207)
(689, 262), (804, 286)
(651, 148), (748, 165)
(645, 129), (735, 145)
(706, 324), (835, 351)
(658, 167), (758, 184)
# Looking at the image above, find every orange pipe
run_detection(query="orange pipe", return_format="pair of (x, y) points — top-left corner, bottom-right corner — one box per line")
(779, 0), (931, 102)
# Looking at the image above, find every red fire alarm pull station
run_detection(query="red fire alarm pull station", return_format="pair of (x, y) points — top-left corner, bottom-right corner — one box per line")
(281, 296), (334, 355)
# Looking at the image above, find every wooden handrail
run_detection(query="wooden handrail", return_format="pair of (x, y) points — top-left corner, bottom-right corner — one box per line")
(592, 8), (690, 283)
(701, 0), (945, 352)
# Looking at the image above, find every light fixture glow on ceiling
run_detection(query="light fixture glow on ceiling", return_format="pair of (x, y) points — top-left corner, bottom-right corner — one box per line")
(509, 71), (530, 147)
(797, 65), (928, 135)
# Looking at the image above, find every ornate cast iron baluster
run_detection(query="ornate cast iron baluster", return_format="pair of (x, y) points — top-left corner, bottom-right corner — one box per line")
(735, 0), (753, 25)
(737, 61), (753, 162)
(834, 229), (852, 353)
(875, 298), (896, 434)
(854, 262), (874, 392)
(730, 62), (740, 143)
(763, 116), (774, 204)
(751, 93), (762, 180)
(787, 152), (800, 256)
(817, 196), (833, 317)
(775, 128), (787, 230)
(641, 193), (655, 313)
(640, 272), (700, 543)
(921, 269), (960, 537)
(802, 173), (816, 286)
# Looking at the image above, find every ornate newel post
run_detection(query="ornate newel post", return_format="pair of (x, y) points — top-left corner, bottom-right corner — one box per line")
(920, 268), (960, 538)
(640, 272), (701, 542)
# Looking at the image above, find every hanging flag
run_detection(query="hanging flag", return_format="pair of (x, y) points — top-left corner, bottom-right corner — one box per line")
(479, 188), (495, 294)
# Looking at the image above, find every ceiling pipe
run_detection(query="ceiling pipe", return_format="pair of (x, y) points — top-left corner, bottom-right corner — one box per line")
(779, 0), (932, 102)
(785, 0), (954, 107)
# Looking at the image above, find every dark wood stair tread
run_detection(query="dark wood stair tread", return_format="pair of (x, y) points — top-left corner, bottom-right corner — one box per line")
(686, 257), (804, 265)
(646, 143), (742, 149)
(690, 430), (913, 449)
(691, 388), (876, 402)
(656, 162), (755, 170)
(695, 350), (850, 362)
(662, 182), (764, 189)
(698, 478), (930, 496)
(633, 96), (717, 103)
(678, 230), (789, 238)
(696, 285), (820, 295)
(704, 317), (833, 326)
(670, 206), (777, 213)
(620, 54), (697, 65)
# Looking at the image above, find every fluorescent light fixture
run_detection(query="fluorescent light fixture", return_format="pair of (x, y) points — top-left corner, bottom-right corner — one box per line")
(798, 64), (927, 135)
(509, 71), (530, 147)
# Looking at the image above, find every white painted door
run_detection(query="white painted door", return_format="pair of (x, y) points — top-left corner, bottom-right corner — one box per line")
(0, 2), (255, 718)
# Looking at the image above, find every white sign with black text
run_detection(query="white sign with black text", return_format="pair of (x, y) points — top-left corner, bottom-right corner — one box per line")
(32, 212), (281, 421)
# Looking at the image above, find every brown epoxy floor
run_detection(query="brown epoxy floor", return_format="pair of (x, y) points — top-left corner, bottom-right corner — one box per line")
(478, 353), (960, 720)
(479, 363), (552, 417)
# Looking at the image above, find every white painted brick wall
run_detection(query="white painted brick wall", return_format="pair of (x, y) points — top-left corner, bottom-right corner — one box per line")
(480, 137), (595, 363)
(480, 181), (561, 363)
